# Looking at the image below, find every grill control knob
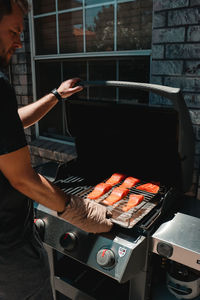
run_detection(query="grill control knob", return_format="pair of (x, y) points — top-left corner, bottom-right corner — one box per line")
(60, 232), (77, 251)
(96, 249), (115, 268)
(34, 218), (45, 240)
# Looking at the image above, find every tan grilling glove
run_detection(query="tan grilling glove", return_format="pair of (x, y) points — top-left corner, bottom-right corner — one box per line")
(58, 195), (113, 233)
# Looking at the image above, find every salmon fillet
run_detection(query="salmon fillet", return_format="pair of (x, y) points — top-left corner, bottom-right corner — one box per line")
(136, 183), (159, 194)
(105, 173), (126, 186)
(87, 183), (112, 199)
(103, 187), (129, 206)
(122, 194), (144, 212)
(120, 177), (140, 188)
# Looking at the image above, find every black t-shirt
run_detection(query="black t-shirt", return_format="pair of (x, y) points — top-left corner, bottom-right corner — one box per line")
(0, 70), (34, 251)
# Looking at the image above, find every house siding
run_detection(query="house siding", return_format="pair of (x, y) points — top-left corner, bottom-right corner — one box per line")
(151, 0), (200, 197)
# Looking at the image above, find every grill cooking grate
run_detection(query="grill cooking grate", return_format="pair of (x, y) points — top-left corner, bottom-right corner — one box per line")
(55, 176), (165, 228)
(55, 176), (92, 195)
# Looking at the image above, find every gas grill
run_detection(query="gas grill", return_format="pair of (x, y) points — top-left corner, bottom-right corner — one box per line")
(35, 81), (195, 300)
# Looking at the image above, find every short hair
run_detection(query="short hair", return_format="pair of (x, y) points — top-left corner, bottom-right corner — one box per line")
(0, 0), (29, 21)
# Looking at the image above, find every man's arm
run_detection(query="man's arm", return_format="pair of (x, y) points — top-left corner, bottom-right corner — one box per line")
(0, 145), (67, 212)
(0, 145), (113, 233)
(18, 78), (83, 128)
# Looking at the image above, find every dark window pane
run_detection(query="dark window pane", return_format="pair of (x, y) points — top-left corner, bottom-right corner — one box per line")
(89, 59), (116, 101)
(35, 62), (61, 97)
(86, 0), (112, 5)
(119, 57), (150, 82)
(58, 0), (82, 10)
(33, 0), (55, 15)
(35, 16), (57, 55)
(35, 62), (63, 137)
(39, 103), (63, 138)
(86, 5), (114, 52)
(118, 57), (150, 104)
(117, 0), (152, 50)
(59, 11), (83, 53)
(63, 60), (87, 100)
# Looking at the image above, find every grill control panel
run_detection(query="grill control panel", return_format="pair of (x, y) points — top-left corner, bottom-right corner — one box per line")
(36, 206), (147, 283)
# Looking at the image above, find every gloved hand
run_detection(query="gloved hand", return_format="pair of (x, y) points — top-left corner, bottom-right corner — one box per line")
(58, 195), (113, 233)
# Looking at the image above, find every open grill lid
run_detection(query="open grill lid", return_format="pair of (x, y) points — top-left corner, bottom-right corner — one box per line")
(65, 81), (194, 193)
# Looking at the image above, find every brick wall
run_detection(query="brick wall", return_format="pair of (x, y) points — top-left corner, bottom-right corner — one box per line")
(10, 17), (77, 166)
(151, 0), (200, 197)
(10, 17), (34, 144)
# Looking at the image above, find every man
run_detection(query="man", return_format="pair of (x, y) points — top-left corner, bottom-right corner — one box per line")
(0, 1), (113, 299)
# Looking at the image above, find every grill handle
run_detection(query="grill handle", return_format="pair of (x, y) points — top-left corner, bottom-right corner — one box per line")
(77, 80), (194, 193)
(78, 80), (180, 102)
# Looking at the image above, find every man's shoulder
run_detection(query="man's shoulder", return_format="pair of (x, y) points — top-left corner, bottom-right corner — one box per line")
(0, 70), (15, 102)
(0, 69), (9, 81)
(0, 70), (10, 92)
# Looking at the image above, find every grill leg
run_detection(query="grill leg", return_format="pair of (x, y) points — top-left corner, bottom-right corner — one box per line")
(129, 270), (149, 300)
(129, 247), (152, 300)
(44, 244), (96, 300)
(44, 244), (57, 300)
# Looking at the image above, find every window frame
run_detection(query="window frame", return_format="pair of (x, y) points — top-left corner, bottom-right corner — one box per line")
(29, 0), (152, 143)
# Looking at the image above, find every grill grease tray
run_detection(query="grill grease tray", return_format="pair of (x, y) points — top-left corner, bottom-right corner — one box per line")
(55, 176), (165, 229)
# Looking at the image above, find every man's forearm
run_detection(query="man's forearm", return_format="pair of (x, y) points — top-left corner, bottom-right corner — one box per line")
(18, 93), (58, 128)
(12, 171), (67, 212)
(0, 146), (67, 212)
(18, 78), (83, 128)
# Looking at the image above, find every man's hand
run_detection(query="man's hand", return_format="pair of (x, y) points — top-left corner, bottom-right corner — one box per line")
(58, 195), (113, 233)
(57, 78), (83, 99)
(19, 78), (83, 128)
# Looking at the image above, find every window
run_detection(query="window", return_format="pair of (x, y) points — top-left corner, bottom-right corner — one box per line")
(30, 0), (152, 141)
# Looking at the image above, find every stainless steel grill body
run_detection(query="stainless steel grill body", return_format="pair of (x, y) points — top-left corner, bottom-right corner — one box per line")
(34, 81), (195, 300)
(37, 205), (147, 283)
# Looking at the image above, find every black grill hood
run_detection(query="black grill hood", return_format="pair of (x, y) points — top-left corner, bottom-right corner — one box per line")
(65, 81), (194, 193)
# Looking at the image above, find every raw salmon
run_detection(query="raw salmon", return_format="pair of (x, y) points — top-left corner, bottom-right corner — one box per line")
(87, 183), (112, 199)
(120, 177), (140, 188)
(122, 194), (144, 212)
(105, 173), (126, 186)
(103, 187), (129, 206)
(136, 183), (159, 194)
